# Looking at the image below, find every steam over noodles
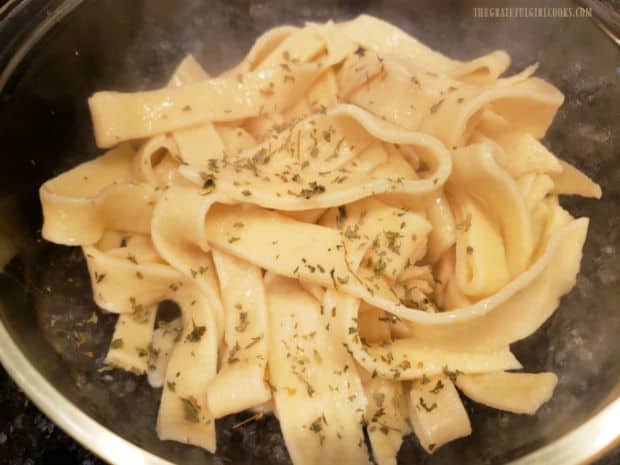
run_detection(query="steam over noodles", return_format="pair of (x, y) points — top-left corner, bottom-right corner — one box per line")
(39, 15), (600, 465)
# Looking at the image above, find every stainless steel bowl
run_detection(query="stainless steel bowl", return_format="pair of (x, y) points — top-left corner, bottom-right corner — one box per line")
(0, 0), (619, 464)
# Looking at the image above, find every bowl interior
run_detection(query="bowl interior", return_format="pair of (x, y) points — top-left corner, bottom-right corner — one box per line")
(0, 0), (619, 464)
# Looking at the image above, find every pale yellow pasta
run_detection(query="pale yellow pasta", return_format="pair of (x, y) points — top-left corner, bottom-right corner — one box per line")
(266, 281), (370, 465)
(409, 375), (471, 453)
(456, 371), (558, 415)
(365, 378), (409, 465)
(39, 15), (601, 465)
(207, 250), (271, 418)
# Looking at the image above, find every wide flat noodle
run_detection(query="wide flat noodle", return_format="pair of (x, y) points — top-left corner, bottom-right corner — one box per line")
(83, 237), (180, 314)
(335, 293), (522, 379)
(156, 286), (218, 451)
(167, 56), (232, 169)
(448, 142), (533, 277)
(89, 64), (326, 148)
(265, 278), (370, 465)
(204, 200), (588, 351)
(338, 15), (509, 83)
(408, 375), (471, 453)
(151, 186), (226, 336)
(91, 23), (357, 148)
(493, 131), (562, 177)
(420, 77), (563, 148)
(456, 371), (558, 414)
(178, 104), (451, 211)
(344, 55), (562, 150)
(451, 195), (511, 299)
(551, 160), (602, 199)
(365, 377), (409, 465)
(106, 305), (157, 374)
(40, 144), (156, 245)
(207, 250), (271, 418)
(426, 192), (457, 263)
(321, 198), (431, 278)
(147, 319), (182, 388)
(404, 218), (588, 351)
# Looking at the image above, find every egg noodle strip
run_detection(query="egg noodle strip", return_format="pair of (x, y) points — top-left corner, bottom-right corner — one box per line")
(266, 279), (371, 465)
(207, 250), (271, 418)
(364, 377), (409, 465)
(39, 15), (600, 465)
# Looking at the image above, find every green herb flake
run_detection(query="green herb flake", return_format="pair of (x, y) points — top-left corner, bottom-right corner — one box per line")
(384, 230), (402, 255)
(429, 99), (444, 114)
(186, 321), (207, 343)
(310, 417), (323, 433)
(399, 359), (412, 370)
(245, 334), (263, 350)
(419, 397), (438, 412)
(337, 275), (350, 285)
(181, 396), (200, 423)
(292, 181), (326, 199)
(202, 175), (216, 191)
(228, 341), (241, 364)
(129, 298), (150, 324)
(442, 366), (462, 383)
(336, 205), (347, 228)
(373, 259), (387, 276)
(329, 268), (338, 289)
(430, 379), (445, 394)
(235, 312), (249, 332)
(344, 224), (360, 240)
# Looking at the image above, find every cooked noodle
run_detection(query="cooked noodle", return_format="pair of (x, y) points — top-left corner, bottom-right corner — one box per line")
(39, 15), (600, 464)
